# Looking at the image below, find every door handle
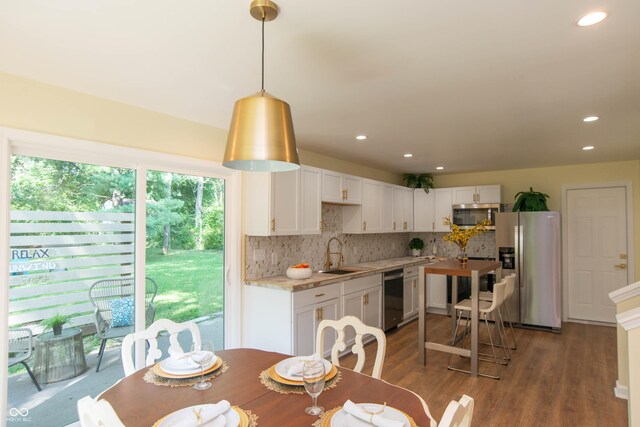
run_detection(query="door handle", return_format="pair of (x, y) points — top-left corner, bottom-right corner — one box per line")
(615, 264), (627, 269)
(271, 218), (276, 231)
(363, 221), (367, 231)
(393, 222), (396, 230)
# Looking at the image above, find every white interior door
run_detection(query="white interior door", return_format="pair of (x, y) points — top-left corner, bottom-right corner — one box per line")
(567, 186), (630, 323)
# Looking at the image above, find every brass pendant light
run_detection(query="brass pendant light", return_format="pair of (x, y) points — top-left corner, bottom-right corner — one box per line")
(223, 0), (300, 172)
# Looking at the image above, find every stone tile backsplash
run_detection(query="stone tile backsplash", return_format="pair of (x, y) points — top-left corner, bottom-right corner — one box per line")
(245, 205), (496, 279)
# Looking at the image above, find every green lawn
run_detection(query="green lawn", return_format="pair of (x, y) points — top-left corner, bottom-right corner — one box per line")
(146, 249), (224, 323)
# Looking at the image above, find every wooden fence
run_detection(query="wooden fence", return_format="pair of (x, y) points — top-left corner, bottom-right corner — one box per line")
(9, 210), (135, 334)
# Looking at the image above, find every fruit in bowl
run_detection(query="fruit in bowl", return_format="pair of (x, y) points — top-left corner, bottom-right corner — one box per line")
(286, 263), (312, 279)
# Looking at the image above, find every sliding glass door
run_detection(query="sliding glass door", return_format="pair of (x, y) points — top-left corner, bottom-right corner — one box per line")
(1, 129), (239, 426)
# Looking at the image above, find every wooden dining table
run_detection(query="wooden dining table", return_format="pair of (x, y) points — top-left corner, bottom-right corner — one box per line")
(101, 348), (432, 426)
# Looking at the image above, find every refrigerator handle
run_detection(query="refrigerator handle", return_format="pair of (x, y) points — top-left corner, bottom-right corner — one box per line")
(517, 225), (524, 287)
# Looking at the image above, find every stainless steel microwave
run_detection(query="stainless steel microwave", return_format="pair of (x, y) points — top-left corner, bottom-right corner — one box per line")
(452, 203), (500, 229)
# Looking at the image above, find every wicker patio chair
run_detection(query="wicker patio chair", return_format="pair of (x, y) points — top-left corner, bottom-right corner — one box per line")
(88, 277), (157, 372)
(8, 327), (42, 391)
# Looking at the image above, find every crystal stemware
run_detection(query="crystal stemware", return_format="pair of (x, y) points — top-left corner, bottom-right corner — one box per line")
(190, 341), (214, 391)
(302, 360), (326, 416)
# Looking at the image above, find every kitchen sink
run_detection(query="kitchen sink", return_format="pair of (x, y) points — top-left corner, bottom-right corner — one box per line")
(317, 268), (364, 275)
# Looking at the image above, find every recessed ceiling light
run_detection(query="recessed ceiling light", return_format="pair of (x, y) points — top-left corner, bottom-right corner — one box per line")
(583, 116), (599, 122)
(577, 11), (608, 27)
(403, 153), (413, 158)
(582, 146), (595, 151)
(436, 166), (444, 170)
(356, 135), (367, 140)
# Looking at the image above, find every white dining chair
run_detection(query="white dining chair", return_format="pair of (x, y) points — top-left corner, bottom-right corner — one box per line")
(438, 395), (474, 427)
(480, 273), (517, 350)
(77, 395), (125, 427)
(315, 315), (386, 379)
(121, 318), (202, 376)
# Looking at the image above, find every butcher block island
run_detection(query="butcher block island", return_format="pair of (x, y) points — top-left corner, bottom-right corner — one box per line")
(242, 256), (444, 357)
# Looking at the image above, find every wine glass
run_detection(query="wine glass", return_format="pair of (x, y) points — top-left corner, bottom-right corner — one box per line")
(302, 360), (325, 416)
(190, 341), (214, 391)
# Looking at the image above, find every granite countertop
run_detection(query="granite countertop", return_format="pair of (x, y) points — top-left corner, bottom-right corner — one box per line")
(244, 256), (447, 292)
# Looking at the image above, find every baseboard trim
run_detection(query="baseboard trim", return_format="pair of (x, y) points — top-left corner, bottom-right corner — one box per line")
(614, 380), (629, 400)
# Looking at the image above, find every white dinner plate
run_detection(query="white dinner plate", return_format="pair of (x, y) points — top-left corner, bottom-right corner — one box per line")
(157, 404), (240, 427)
(274, 356), (333, 381)
(330, 403), (410, 427)
(160, 352), (216, 375)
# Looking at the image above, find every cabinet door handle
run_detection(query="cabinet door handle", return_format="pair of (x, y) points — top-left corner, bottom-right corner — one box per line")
(345, 189), (349, 200)
(393, 222), (396, 230)
(315, 307), (320, 321)
(615, 264), (627, 269)
(363, 221), (367, 231)
(320, 220), (323, 232)
(319, 307), (323, 321)
(271, 218), (276, 231)
(315, 293), (325, 297)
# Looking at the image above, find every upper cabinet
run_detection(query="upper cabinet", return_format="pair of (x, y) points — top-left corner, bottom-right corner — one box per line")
(452, 185), (501, 204)
(300, 166), (322, 235)
(342, 179), (382, 233)
(245, 166), (322, 236)
(433, 188), (453, 231)
(413, 188), (452, 232)
(394, 186), (413, 232)
(321, 170), (362, 205)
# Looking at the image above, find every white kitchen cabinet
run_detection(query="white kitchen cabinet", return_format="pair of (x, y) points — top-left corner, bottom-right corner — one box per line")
(391, 186), (413, 232)
(300, 166), (322, 234)
(382, 184), (395, 232)
(294, 296), (339, 357)
(427, 274), (447, 312)
(452, 185), (501, 204)
(245, 169), (300, 236)
(403, 266), (420, 320)
(342, 179), (382, 233)
(413, 189), (435, 231)
(434, 188), (453, 232)
(321, 170), (362, 204)
(402, 188), (414, 231)
(341, 275), (382, 346)
(243, 283), (341, 357)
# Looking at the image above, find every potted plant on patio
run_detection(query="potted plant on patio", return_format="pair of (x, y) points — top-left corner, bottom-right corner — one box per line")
(409, 237), (425, 257)
(41, 313), (73, 336)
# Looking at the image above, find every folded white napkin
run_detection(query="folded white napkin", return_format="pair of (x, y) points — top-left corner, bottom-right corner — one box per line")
(342, 400), (405, 427)
(170, 401), (230, 427)
(286, 354), (323, 377)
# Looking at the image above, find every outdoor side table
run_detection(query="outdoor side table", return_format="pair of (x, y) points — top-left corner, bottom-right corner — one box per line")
(33, 327), (87, 384)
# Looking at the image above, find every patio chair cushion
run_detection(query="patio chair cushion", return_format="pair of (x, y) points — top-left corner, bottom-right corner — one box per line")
(109, 297), (134, 327)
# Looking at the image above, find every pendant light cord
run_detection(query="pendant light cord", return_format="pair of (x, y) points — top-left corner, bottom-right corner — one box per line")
(261, 17), (265, 93)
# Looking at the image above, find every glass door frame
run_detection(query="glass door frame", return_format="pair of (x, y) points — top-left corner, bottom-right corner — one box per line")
(0, 127), (242, 419)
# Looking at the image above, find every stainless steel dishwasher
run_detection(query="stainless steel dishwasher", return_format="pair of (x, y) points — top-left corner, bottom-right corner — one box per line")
(383, 269), (404, 331)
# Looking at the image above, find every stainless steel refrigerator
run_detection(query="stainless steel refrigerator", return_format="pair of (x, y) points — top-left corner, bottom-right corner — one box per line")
(495, 211), (561, 330)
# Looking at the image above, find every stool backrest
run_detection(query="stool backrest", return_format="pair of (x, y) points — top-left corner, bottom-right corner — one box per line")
(486, 279), (506, 312)
(505, 274), (516, 299)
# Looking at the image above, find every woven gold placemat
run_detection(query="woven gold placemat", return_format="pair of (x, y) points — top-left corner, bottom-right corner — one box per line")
(312, 405), (418, 427)
(144, 361), (229, 387)
(258, 368), (342, 395)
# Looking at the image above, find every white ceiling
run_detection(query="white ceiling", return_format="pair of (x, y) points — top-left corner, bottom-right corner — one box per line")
(0, 0), (639, 174)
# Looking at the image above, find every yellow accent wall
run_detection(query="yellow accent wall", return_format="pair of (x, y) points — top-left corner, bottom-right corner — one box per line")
(0, 71), (398, 184)
(434, 160), (640, 281)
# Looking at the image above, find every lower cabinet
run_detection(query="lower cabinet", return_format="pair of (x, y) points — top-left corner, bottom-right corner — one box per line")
(294, 297), (339, 357)
(242, 273), (383, 357)
(427, 274), (448, 313)
(403, 266), (419, 320)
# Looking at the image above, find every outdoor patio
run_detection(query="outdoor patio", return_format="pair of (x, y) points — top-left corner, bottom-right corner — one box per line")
(7, 316), (223, 426)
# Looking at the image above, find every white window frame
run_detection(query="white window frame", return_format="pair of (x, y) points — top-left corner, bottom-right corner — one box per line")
(0, 127), (242, 420)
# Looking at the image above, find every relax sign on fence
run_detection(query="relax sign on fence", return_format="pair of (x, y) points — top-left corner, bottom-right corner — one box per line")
(9, 210), (135, 332)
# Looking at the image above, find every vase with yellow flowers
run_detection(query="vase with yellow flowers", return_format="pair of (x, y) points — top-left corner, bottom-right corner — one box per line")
(442, 217), (492, 266)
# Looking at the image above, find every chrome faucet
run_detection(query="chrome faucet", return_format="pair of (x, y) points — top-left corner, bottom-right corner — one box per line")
(325, 237), (344, 270)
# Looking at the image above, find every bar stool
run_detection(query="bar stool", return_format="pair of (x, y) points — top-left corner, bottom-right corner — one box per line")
(448, 279), (508, 379)
(480, 273), (517, 350)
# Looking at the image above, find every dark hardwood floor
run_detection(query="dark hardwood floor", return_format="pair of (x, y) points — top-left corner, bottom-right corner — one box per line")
(339, 314), (627, 426)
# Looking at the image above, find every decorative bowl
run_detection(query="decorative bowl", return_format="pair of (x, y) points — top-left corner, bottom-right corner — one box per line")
(286, 267), (312, 280)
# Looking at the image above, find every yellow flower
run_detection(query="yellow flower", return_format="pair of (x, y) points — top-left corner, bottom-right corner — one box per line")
(442, 217), (491, 252)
